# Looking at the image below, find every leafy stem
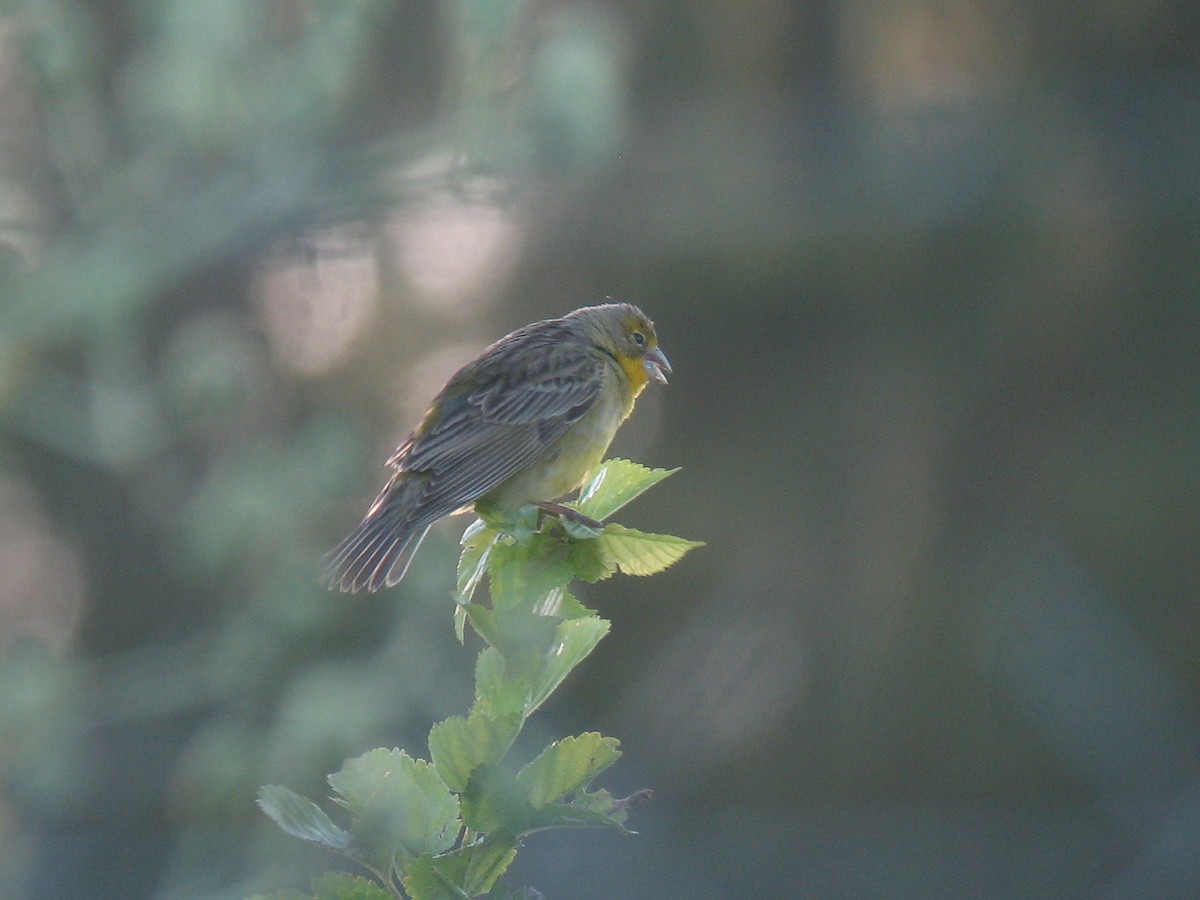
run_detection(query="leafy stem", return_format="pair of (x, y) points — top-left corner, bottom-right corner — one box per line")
(255, 460), (702, 899)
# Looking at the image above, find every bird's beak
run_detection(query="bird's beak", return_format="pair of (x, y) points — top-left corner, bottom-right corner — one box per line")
(644, 347), (671, 385)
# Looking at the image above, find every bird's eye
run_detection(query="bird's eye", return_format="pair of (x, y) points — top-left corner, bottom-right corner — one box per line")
(632, 331), (646, 347)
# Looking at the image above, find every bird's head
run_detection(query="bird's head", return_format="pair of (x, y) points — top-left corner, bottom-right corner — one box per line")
(575, 302), (671, 390)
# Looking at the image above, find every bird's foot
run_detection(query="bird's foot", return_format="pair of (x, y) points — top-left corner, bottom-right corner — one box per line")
(535, 501), (604, 536)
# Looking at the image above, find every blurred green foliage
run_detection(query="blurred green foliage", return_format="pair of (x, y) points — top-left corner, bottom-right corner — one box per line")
(0, 0), (1198, 898)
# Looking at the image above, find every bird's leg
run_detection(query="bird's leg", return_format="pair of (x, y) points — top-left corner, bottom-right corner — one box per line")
(535, 501), (603, 531)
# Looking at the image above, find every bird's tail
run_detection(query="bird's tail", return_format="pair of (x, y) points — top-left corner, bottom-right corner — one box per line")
(323, 475), (432, 592)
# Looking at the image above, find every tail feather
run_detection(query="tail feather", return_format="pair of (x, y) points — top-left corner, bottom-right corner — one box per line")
(324, 476), (434, 592)
(324, 523), (430, 592)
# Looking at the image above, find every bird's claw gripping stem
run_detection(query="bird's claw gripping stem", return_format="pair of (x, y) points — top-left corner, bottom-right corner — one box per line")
(534, 501), (604, 531)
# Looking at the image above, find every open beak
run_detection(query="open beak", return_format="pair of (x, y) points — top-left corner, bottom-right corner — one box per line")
(644, 347), (671, 385)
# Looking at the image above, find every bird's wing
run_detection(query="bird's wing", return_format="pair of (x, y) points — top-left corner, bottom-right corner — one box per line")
(392, 338), (605, 515)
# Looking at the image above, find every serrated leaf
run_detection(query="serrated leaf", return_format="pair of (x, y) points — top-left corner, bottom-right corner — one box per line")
(531, 586), (594, 619)
(401, 853), (470, 900)
(471, 635), (566, 724)
(429, 710), (521, 792)
(567, 538), (617, 583)
(327, 749), (460, 876)
(402, 835), (520, 899)
(473, 646), (506, 705)
(461, 765), (533, 834)
(472, 647), (530, 721)
(257, 784), (351, 851)
(526, 617), (609, 713)
(487, 539), (574, 615)
(572, 459), (678, 522)
(595, 525), (704, 577)
(517, 734), (621, 807)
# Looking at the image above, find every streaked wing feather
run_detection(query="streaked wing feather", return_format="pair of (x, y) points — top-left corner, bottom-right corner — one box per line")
(404, 352), (600, 466)
(417, 423), (553, 506)
(394, 345), (604, 515)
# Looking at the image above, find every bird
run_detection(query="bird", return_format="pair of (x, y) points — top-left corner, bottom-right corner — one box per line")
(324, 302), (670, 592)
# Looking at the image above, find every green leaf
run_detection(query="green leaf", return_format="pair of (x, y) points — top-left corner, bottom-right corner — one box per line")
(460, 602), (503, 648)
(327, 749), (460, 876)
(457, 519), (499, 604)
(559, 515), (604, 540)
(470, 617), (562, 721)
(453, 602), (468, 645)
(473, 647), (508, 707)
(456, 521), (501, 643)
(256, 784), (351, 851)
(460, 765), (533, 834)
(401, 854), (471, 900)
(248, 873), (393, 900)
(526, 799), (628, 832)
(479, 885), (539, 900)
(459, 620), (604, 736)
(491, 608), (559, 660)
(402, 835), (519, 899)
(572, 458), (678, 522)
(567, 537), (616, 583)
(309, 873), (395, 900)
(429, 710), (521, 792)
(593, 524), (704, 579)
(574, 787), (630, 823)
(480, 502), (540, 543)
(526, 616), (610, 713)
(486, 538), (574, 615)
(521, 787), (639, 835)
(516, 733), (621, 807)
(472, 647), (532, 721)
(460, 835), (520, 895)
(531, 586), (594, 619)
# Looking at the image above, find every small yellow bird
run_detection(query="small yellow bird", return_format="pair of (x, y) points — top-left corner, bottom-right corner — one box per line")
(325, 303), (670, 592)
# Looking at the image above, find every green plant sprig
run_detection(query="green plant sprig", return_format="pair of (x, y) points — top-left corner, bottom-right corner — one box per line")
(255, 459), (702, 900)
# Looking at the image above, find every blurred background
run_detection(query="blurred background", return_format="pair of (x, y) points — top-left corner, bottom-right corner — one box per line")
(0, 1), (1198, 897)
